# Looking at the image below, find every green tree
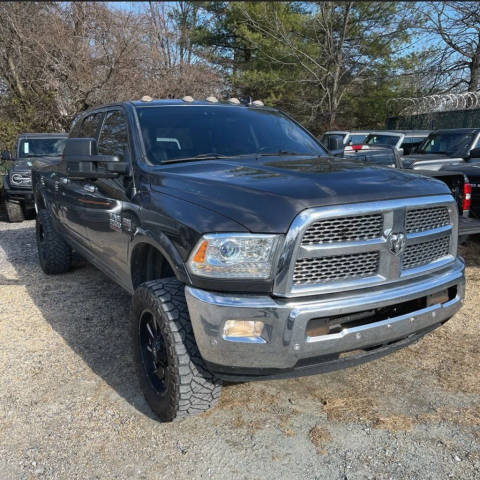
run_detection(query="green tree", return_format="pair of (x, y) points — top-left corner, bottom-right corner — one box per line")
(193, 1), (419, 132)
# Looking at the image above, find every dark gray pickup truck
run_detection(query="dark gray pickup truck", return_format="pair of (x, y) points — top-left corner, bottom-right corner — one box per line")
(2, 133), (67, 222)
(32, 98), (465, 421)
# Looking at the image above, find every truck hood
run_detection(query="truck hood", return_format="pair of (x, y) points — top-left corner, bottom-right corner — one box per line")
(149, 155), (450, 233)
(10, 156), (61, 173)
(9, 159), (34, 173)
(403, 153), (464, 169)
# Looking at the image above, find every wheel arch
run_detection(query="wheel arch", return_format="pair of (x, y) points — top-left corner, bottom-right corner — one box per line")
(129, 230), (190, 290)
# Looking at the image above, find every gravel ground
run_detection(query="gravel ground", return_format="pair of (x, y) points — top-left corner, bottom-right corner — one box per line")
(0, 219), (479, 480)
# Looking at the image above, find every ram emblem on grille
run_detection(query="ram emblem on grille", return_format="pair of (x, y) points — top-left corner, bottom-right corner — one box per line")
(387, 232), (406, 256)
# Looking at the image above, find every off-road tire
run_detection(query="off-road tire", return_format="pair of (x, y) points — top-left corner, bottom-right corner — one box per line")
(36, 209), (72, 274)
(131, 278), (222, 422)
(5, 200), (24, 223)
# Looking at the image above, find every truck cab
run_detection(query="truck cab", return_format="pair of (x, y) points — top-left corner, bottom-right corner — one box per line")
(32, 98), (465, 422)
(404, 128), (480, 171)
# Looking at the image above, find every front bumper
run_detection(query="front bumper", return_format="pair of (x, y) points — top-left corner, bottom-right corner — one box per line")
(3, 180), (33, 205)
(185, 258), (465, 380)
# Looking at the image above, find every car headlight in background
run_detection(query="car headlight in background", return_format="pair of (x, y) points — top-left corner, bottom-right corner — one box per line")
(10, 172), (32, 186)
(188, 233), (280, 279)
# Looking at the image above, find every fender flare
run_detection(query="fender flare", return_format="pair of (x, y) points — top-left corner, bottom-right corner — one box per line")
(129, 227), (191, 286)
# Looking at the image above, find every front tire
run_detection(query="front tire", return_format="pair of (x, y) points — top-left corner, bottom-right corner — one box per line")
(5, 200), (24, 222)
(131, 278), (222, 422)
(36, 209), (72, 274)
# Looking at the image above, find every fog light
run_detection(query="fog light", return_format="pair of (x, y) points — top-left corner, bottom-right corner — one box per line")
(223, 320), (265, 343)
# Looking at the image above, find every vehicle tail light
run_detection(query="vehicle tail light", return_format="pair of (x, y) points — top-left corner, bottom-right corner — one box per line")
(351, 144), (364, 151)
(463, 182), (472, 213)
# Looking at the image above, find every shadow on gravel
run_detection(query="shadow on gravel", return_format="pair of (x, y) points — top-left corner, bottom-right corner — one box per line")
(0, 222), (157, 419)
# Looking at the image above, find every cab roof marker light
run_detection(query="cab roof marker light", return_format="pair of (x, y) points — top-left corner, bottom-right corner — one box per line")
(141, 95), (153, 102)
(206, 96), (219, 103)
(227, 98), (241, 105)
(252, 100), (264, 107)
(182, 96), (194, 102)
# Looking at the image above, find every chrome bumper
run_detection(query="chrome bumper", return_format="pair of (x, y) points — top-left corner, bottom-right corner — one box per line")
(185, 258), (464, 373)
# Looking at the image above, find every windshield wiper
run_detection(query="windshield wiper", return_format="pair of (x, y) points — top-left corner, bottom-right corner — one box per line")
(161, 153), (231, 164)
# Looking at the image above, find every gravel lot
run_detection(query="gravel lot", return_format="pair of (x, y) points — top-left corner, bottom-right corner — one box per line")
(0, 218), (479, 480)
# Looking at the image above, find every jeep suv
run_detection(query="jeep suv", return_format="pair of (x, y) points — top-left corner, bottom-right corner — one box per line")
(2, 133), (67, 222)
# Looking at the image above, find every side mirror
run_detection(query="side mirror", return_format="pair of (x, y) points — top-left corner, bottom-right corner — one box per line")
(327, 136), (344, 154)
(1, 150), (12, 161)
(469, 147), (480, 159)
(63, 138), (129, 178)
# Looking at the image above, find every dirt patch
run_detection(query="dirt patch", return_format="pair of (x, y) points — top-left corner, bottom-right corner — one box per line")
(418, 406), (480, 427)
(309, 425), (332, 454)
(372, 415), (414, 431)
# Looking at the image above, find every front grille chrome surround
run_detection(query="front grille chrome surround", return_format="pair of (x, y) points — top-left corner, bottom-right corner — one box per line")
(273, 195), (458, 298)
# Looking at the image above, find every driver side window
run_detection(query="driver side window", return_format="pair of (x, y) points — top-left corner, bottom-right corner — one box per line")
(70, 112), (103, 138)
(97, 110), (130, 161)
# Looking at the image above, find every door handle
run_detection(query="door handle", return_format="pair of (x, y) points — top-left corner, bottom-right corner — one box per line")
(83, 184), (97, 193)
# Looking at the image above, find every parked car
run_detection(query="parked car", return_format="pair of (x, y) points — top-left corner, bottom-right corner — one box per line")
(321, 130), (370, 153)
(32, 97), (464, 421)
(2, 133), (67, 222)
(341, 145), (480, 236)
(403, 128), (480, 170)
(362, 130), (431, 155)
(401, 128), (480, 219)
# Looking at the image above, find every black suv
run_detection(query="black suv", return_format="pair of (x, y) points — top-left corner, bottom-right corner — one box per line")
(2, 133), (67, 222)
(32, 98), (465, 421)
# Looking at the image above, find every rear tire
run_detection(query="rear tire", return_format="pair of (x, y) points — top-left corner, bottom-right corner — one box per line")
(5, 200), (24, 223)
(36, 209), (72, 274)
(131, 278), (222, 422)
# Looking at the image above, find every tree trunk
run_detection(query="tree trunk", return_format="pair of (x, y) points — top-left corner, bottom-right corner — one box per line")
(468, 38), (480, 92)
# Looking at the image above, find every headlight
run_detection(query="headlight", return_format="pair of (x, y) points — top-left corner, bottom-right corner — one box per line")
(188, 233), (280, 279)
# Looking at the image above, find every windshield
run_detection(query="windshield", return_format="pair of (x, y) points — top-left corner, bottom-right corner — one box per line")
(417, 132), (475, 156)
(364, 134), (401, 147)
(18, 138), (66, 158)
(347, 134), (368, 145)
(136, 105), (326, 164)
(346, 149), (396, 167)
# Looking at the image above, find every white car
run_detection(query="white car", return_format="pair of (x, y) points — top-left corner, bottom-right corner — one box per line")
(362, 130), (430, 155)
(321, 130), (371, 151)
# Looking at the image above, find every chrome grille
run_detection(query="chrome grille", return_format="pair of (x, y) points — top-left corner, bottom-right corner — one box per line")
(302, 214), (383, 244)
(405, 206), (450, 233)
(402, 236), (450, 270)
(10, 172), (32, 187)
(274, 195), (457, 297)
(293, 252), (379, 284)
